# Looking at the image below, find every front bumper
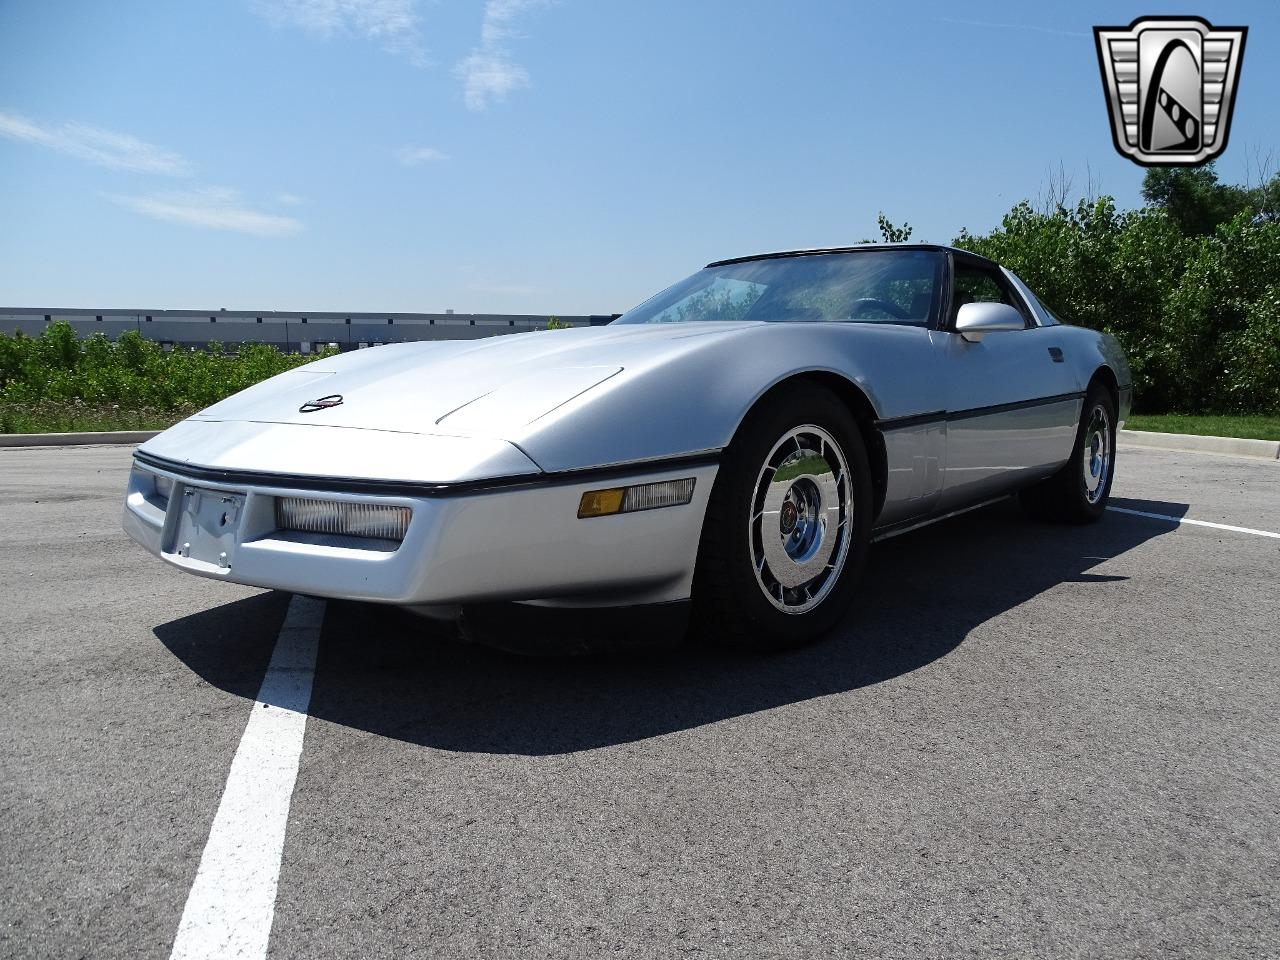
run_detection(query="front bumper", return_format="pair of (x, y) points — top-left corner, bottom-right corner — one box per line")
(122, 455), (718, 608)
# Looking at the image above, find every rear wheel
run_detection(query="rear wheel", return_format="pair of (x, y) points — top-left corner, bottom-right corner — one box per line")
(692, 382), (873, 652)
(1020, 383), (1116, 523)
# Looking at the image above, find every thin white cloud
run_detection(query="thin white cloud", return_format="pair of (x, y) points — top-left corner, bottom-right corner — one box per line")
(455, 51), (529, 110)
(253, 0), (427, 64)
(0, 111), (191, 176)
(276, 192), (306, 205)
(396, 145), (450, 165)
(455, 0), (549, 110)
(108, 187), (303, 237)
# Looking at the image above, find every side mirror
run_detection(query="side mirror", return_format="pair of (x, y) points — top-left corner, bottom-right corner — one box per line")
(955, 302), (1026, 342)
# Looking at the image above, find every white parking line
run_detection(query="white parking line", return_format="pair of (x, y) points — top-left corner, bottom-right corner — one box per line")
(1109, 506), (1280, 540)
(169, 594), (325, 960)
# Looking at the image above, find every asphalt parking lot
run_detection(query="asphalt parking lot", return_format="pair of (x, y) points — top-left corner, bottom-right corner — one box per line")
(2, 442), (1278, 959)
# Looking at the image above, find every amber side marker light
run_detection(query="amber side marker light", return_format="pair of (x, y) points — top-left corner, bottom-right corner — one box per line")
(578, 478), (695, 518)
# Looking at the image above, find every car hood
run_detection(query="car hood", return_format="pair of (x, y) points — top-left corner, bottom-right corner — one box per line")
(141, 318), (941, 480)
(190, 322), (756, 439)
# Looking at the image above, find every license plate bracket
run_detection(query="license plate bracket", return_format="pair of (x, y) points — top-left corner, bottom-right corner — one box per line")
(169, 486), (244, 571)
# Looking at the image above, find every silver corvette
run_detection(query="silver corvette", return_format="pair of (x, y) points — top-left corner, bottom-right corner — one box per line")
(123, 245), (1131, 650)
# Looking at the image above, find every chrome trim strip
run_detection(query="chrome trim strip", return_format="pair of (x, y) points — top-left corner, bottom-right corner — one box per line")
(945, 390), (1085, 423)
(876, 391), (1085, 431)
(874, 410), (946, 431)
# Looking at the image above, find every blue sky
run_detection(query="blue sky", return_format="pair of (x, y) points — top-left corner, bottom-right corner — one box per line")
(1, 1), (1276, 315)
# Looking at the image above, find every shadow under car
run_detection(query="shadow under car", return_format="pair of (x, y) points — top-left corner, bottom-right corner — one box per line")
(154, 497), (1186, 756)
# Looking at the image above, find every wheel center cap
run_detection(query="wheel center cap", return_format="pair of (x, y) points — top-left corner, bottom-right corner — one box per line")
(779, 500), (798, 535)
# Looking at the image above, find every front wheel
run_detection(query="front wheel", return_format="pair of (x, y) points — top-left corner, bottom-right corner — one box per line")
(692, 382), (873, 652)
(1020, 384), (1117, 523)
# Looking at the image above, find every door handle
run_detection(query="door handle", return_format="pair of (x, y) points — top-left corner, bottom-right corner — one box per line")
(1048, 347), (1065, 363)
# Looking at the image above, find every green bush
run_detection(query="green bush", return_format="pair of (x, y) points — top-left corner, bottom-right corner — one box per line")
(955, 198), (1193, 409)
(954, 164), (1280, 414)
(0, 325), (334, 416)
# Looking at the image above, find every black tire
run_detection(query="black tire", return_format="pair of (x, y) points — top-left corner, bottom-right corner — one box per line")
(692, 381), (873, 652)
(1019, 383), (1117, 524)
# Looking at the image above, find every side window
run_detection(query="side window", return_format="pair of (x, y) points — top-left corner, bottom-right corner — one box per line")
(1025, 288), (1062, 326)
(951, 263), (1030, 327)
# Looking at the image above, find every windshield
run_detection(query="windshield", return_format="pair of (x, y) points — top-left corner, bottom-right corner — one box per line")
(615, 249), (943, 326)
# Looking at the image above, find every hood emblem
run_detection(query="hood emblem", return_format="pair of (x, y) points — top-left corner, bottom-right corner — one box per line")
(299, 394), (343, 413)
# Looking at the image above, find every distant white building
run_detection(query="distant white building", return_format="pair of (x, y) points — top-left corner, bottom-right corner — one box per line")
(0, 307), (618, 352)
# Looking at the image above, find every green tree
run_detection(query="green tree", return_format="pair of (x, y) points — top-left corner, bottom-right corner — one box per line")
(877, 213), (912, 243)
(1142, 162), (1257, 236)
(1162, 212), (1280, 410)
(956, 198), (1191, 407)
(954, 170), (1280, 413)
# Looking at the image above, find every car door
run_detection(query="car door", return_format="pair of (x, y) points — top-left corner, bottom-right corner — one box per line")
(933, 254), (1082, 511)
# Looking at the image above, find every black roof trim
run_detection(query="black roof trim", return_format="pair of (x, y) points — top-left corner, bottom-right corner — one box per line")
(706, 243), (999, 269)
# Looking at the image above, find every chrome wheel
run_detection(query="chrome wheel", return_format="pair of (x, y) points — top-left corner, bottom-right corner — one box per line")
(749, 425), (853, 614)
(1082, 404), (1112, 505)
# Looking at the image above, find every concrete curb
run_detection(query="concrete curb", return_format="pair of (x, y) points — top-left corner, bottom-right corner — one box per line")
(1119, 428), (1280, 460)
(0, 430), (159, 448)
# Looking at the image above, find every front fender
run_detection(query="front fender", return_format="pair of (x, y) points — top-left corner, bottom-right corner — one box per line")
(510, 323), (941, 473)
